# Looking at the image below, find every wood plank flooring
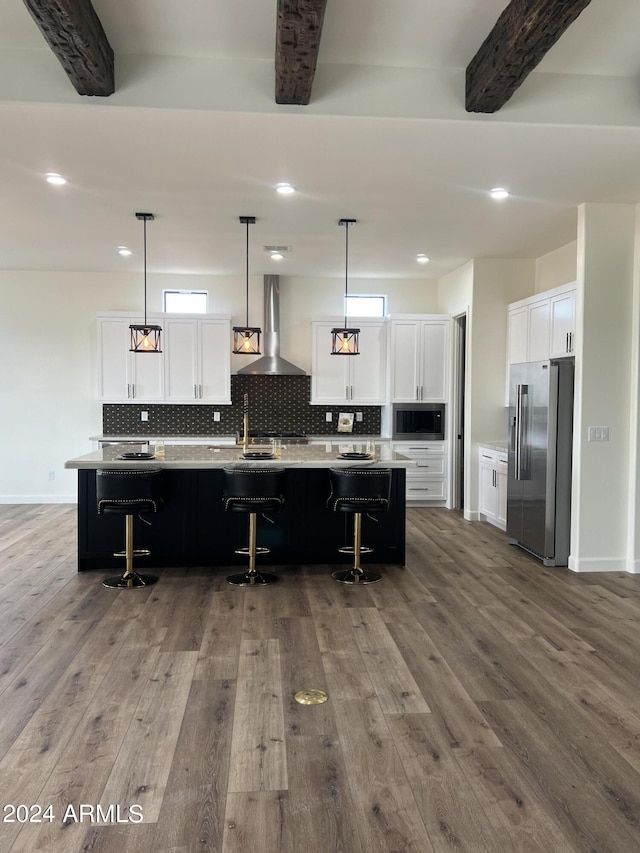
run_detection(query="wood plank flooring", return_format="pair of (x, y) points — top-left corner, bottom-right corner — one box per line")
(1, 503), (640, 852)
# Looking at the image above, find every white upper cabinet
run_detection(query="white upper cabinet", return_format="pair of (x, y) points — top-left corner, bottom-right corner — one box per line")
(97, 313), (164, 402)
(98, 312), (231, 404)
(390, 317), (449, 402)
(311, 319), (387, 404)
(549, 289), (576, 358)
(164, 316), (231, 403)
(507, 282), (576, 366)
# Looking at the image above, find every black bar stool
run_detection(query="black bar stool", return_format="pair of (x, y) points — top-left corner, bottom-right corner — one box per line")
(327, 467), (392, 584)
(223, 466), (285, 586)
(96, 468), (163, 589)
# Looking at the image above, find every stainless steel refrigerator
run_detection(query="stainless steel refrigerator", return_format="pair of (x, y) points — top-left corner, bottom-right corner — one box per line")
(507, 359), (574, 566)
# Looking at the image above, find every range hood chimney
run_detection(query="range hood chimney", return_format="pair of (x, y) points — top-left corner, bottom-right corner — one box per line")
(236, 275), (306, 375)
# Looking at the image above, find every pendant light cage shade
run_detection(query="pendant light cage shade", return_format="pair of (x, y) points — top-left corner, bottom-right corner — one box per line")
(232, 326), (262, 355)
(331, 328), (360, 355)
(130, 324), (162, 353)
(331, 218), (360, 355)
(130, 212), (162, 353)
(233, 215), (262, 355)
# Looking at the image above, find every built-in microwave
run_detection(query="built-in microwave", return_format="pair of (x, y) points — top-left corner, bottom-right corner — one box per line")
(392, 403), (445, 440)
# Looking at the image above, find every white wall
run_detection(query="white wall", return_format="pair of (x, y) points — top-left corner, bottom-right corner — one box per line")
(0, 269), (437, 501)
(570, 204), (636, 572)
(535, 241), (577, 293)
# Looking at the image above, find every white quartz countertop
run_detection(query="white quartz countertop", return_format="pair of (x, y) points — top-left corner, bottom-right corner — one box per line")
(479, 442), (508, 453)
(67, 441), (415, 470)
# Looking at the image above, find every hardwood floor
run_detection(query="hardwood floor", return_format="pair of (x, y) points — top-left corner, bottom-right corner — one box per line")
(1, 503), (640, 852)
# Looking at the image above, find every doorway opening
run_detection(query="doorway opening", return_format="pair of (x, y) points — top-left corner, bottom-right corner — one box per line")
(452, 313), (467, 511)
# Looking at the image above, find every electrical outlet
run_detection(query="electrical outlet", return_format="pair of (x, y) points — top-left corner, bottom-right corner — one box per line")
(325, 412), (333, 422)
(48, 471), (55, 481)
(213, 411), (221, 422)
(356, 412), (363, 422)
(141, 411), (149, 422)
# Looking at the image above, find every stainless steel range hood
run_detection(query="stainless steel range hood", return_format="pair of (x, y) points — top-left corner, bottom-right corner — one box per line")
(236, 275), (306, 375)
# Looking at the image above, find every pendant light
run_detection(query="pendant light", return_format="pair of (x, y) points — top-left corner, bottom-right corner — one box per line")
(129, 212), (162, 353)
(331, 218), (360, 355)
(233, 215), (262, 355)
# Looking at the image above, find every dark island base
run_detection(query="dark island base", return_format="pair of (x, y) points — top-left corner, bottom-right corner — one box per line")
(76, 468), (406, 572)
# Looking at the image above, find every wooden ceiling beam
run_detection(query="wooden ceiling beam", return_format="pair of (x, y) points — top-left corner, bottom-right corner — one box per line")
(22, 0), (114, 96)
(275, 0), (328, 105)
(466, 0), (593, 113)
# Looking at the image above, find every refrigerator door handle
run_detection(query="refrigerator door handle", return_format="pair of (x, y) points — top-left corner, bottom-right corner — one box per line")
(515, 383), (529, 480)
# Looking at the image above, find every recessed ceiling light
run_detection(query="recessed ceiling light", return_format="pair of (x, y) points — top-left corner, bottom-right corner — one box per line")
(416, 254), (430, 264)
(270, 251), (284, 261)
(117, 246), (132, 257)
(490, 187), (509, 200)
(45, 172), (67, 185)
(276, 182), (295, 195)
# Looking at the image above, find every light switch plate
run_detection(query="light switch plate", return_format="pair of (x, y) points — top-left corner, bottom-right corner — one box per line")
(588, 426), (609, 441)
(213, 411), (221, 422)
(141, 411), (148, 422)
(325, 412), (332, 422)
(356, 412), (363, 422)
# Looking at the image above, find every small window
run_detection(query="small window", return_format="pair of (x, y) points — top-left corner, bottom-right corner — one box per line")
(163, 290), (208, 313)
(345, 295), (386, 318)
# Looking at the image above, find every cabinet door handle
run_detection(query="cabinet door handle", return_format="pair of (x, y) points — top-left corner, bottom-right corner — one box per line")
(346, 385), (349, 400)
(194, 384), (198, 399)
(127, 383), (130, 398)
(199, 384), (203, 398)
(568, 332), (573, 353)
(131, 383), (135, 398)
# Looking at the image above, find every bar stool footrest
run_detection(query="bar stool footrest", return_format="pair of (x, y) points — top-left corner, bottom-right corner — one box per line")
(114, 548), (151, 558)
(338, 545), (373, 555)
(234, 546), (270, 556)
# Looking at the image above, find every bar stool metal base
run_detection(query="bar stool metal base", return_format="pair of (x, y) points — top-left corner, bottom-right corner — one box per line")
(227, 570), (278, 586)
(103, 515), (158, 590)
(103, 572), (159, 589)
(331, 568), (382, 585)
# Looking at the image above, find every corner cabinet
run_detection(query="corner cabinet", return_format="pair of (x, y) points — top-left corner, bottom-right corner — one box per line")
(97, 312), (231, 404)
(478, 446), (507, 530)
(97, 313), (164, 402)
(310, 319), (387, 405)
(389, 316), (450, 402)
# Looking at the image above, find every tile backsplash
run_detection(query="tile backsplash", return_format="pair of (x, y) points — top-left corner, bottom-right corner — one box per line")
(103, 376), (381, 436)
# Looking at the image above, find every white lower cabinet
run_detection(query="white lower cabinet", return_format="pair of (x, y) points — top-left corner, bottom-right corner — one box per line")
(478, 446), (507, 530)
(392, 441), (448, 503)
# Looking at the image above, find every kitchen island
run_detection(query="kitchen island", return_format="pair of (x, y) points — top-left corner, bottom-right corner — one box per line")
(65, 442), (414, 572)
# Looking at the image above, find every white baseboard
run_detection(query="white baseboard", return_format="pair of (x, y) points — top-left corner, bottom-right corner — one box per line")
(0, 495), (77, 505)
(567, 555), (628, 573)
(464, 509), (480, 522)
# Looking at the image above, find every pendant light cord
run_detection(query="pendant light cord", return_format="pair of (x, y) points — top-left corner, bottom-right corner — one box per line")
(143, 215), (148, 326)
(245, 218), (249, 327)
(344, 220), (349, 328)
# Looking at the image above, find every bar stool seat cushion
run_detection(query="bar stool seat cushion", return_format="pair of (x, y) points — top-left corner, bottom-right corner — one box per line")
(223, 467), (285, 514)
(327, 467), (392, 514)
(97, 468), (163, 515)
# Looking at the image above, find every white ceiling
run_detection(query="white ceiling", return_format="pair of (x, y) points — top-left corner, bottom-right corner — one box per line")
(2, 0), (640, 281)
